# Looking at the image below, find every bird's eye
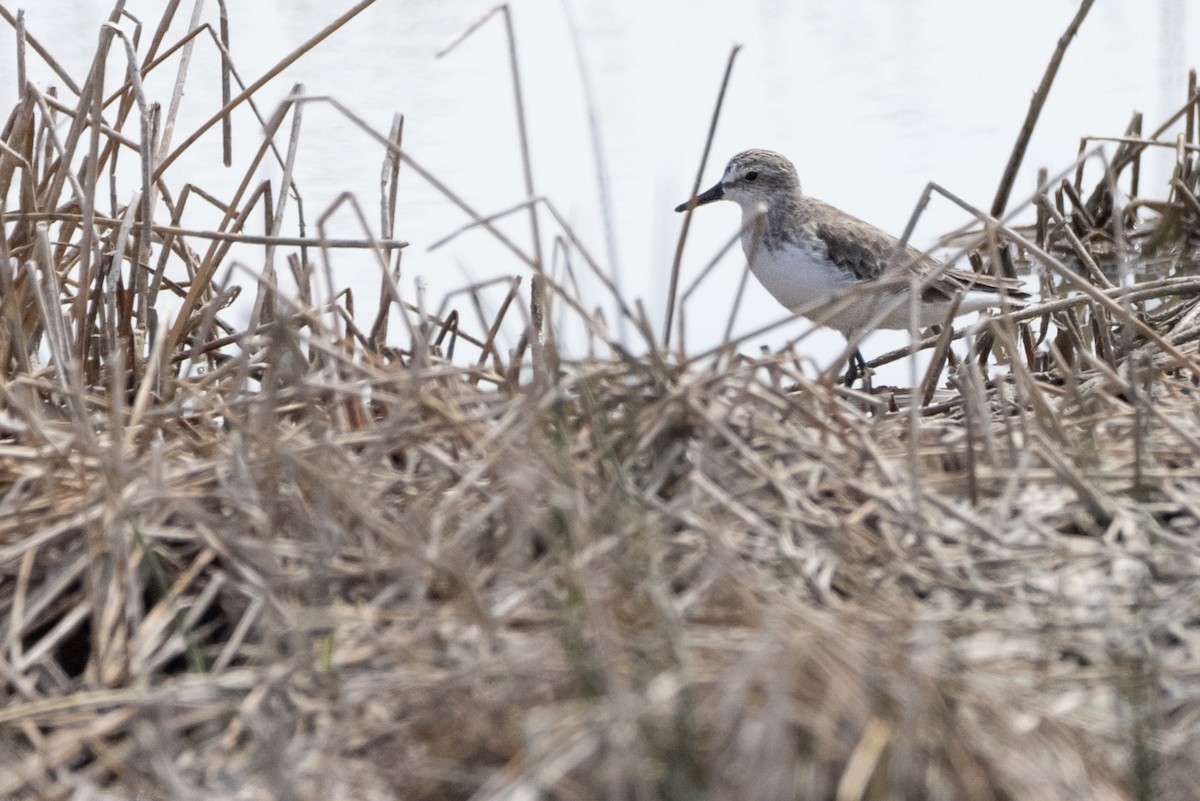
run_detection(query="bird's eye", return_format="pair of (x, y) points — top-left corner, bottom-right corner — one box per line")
(745, 170), (759, 182)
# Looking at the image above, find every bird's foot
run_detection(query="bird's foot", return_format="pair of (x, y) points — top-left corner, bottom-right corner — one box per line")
(843, 350), (872, 391)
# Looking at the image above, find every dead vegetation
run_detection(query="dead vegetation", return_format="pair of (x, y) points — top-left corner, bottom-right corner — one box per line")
(1, 3), (1200, 800)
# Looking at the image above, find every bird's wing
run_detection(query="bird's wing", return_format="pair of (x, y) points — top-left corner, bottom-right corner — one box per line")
(807, 198), (1027, 302)
(809, 205), (909, 283)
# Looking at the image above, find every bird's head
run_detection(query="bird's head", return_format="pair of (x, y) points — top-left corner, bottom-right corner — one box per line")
(675, 149), (800, 213)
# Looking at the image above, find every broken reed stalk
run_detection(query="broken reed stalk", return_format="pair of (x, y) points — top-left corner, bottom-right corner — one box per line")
(991, 0), (1095, 218)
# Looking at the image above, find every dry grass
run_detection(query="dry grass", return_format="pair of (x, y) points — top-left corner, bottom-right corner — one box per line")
(2, 4), (1200, 801)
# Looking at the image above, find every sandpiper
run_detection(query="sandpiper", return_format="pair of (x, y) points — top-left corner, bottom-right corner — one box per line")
(675, 149), (1027, 384)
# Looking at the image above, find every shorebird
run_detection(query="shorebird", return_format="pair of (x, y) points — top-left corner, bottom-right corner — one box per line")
(675, 149), (1027, 385)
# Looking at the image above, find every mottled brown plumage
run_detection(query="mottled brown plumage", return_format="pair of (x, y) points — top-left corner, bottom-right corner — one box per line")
(675, 149), (1028, 384)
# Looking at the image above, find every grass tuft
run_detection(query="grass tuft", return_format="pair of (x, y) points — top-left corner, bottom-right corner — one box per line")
(2, 4), (1200, 801)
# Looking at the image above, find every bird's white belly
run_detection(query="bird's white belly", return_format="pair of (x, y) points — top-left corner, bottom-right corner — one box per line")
(743, 239), (852, 312)
(742, 238), (878, 332)
(742, 237), (961, 335)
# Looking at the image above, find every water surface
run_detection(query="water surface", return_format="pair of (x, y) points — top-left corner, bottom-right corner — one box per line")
(2, 1), (1195, 378)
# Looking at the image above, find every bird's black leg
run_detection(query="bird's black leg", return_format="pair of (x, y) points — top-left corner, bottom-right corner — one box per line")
(843, 348), (868, 388)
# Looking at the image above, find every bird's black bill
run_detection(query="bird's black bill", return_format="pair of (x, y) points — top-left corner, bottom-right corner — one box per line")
(674, 182), (724, 212)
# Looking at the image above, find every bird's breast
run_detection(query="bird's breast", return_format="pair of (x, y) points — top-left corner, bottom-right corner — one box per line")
(741, 236), (855, 313)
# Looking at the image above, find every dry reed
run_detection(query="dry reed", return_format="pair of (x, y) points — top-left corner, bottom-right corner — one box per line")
(1, 3), (1200, 801)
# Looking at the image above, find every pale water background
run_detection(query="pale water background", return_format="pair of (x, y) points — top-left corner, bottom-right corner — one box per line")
(2, 1), (1197, 380)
